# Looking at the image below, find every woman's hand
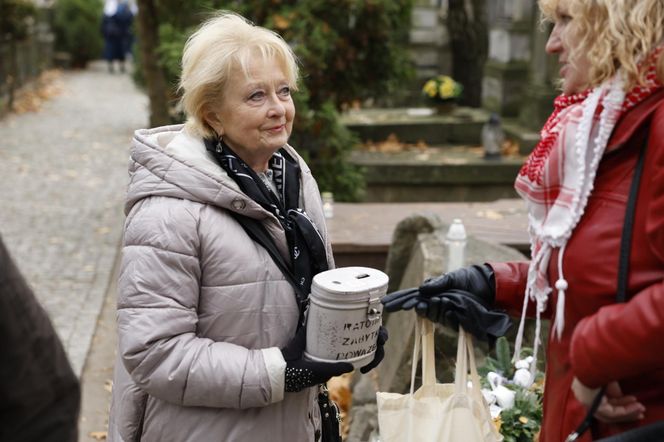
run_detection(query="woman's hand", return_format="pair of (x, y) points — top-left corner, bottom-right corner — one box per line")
(571, 378), (646, 423)
(281, 327), (354, 392)
(359, 326), (388, 374)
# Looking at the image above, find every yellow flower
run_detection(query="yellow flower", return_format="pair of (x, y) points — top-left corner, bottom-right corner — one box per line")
(439, 81), (455, 99)
(422, 75), (462, 100)
(519, 416), (529, 424)
(423, 80), (437, 97)
(493, 416), (502, 432)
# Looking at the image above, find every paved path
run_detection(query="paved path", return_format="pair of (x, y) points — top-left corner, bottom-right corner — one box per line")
(0, 61), (148, 376)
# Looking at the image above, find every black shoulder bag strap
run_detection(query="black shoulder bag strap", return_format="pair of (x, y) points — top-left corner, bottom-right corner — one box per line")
(229, 212), (343, 442)
(228, 212), (309, 326)
(565, 135), (648, 442)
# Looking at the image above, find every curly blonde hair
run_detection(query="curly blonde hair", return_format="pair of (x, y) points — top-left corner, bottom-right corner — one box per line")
(179, 12), (299, 139)
(539, 0), (664, 91)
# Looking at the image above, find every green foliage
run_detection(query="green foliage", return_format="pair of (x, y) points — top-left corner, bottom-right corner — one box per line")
(496, 336), (514, 378)
(480, 337), (543, 442)
(289, 97), (365, 200)
(53, 0), (104, 67)
(238, 0), (414, 109)
(497, 386), (543, 442)
(155, 23), (187, 86)
(479, 337), (512, 380)
(135, 0), (413, 200)
(0, 0), (37, 40)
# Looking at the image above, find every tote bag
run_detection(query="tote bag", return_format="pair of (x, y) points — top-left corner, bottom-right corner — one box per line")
(377, 318), (502, 442)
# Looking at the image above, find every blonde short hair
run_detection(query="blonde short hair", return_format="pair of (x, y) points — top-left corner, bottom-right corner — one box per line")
(539, 0), (664, 91)
(179, 12), (299, 138)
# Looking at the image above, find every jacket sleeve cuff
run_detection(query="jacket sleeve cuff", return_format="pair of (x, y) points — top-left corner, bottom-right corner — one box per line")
(486, 261), (530, 316)
(261, 347), (286, 403)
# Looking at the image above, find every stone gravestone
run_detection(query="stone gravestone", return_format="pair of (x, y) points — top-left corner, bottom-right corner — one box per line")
(482, 0), (535, 117)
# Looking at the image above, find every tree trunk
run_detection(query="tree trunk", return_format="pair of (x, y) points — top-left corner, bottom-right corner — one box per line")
(447, 0), (488, 107)
(135, 0), (170, 126)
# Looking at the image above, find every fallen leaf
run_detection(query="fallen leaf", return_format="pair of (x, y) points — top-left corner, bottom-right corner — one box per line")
(484, 210), (504, 220)
(501, 139), (520, 157)
(476, 210), (504, 220)
(272, 14), (290, 30)
(328, 373), (352, 438)
(89, 431), (107, 440)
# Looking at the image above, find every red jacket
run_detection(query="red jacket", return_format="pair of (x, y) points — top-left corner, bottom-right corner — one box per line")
(491, 89), (664, 442)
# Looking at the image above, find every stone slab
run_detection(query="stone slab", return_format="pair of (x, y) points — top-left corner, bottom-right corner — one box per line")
(341, 107), (490, 145)
(489, 28), (531, 63)
(411, 7), (440, 28)
(328, 199), (530, 264)
(351, 148), (524, 183)
(348, 147), (525, 203)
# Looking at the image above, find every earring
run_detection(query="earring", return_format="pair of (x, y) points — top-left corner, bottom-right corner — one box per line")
(215, 134), (223, 153)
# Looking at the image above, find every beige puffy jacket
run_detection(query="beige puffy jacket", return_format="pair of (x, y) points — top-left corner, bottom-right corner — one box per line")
(108, 125), (334, 442)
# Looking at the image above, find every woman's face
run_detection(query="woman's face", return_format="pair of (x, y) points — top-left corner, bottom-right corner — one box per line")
(545, 0), (590, 95)
(207, 56), (295, 171)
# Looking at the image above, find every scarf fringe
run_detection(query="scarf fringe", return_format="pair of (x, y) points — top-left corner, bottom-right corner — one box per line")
(513, 75), (627, 365)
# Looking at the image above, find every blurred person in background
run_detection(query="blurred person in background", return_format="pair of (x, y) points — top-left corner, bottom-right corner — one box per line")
(108, 11), (385, 442)
(101, 0), (135, 73)
(0, 235), (80, 442)
(383, 0), (664, 440)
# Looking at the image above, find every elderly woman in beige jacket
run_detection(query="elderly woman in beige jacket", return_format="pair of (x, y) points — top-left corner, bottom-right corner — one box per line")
(108, 12), (386, 442)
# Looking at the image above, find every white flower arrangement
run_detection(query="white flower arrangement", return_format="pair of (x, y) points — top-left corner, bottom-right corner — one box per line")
(479, 337), (544, 442)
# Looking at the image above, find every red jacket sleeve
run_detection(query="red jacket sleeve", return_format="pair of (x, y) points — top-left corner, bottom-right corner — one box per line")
(570, 105), (664, 388)
(488, 261), (534, 317)
(570, 283), (664, 388)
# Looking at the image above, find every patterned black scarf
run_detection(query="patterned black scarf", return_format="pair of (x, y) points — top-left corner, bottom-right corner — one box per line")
(204, 138), (329, 296)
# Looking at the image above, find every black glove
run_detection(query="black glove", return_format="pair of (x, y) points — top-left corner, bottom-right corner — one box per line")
(381, 265), (495, 312)
(281, 327), (354, 393)
(359, 326), (388, 374)
(382, 287), (421, 312)
(414, 289), (511, 342)
(419, 264), (496, 304)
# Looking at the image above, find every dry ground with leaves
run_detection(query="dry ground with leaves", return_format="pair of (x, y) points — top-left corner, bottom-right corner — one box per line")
(9, 69), (64, 114)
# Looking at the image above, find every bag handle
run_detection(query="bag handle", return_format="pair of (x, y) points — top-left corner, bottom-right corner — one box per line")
(454, 328), (485, 404)
(410, 321), (483, 399)
(421, 320), (436, 386)
(566, 134), (649, 442)
(409, 318), (437, 395)
(454, 328), (469, 393)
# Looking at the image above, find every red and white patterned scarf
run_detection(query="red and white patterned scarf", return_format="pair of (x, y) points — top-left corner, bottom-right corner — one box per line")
(512, 47), (663, 364)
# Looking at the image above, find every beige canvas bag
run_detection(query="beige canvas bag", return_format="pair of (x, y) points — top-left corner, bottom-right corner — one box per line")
(376, 318), (502, 442)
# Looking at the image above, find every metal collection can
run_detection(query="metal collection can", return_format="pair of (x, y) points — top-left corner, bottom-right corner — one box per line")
(304, 266), (389, 368)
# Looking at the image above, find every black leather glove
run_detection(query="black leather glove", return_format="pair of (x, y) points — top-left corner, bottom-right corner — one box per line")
(281, 327), (354, 393)
(382, 287), (421, 312)
(359, 326), (388, 374)
(419, 264), (496, 304)
(381, 265), (495, 312)
(413, 289), (511, 342)
(381, 265), (508, 343)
